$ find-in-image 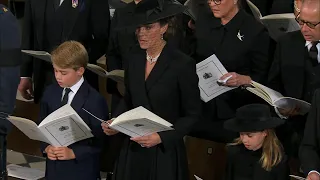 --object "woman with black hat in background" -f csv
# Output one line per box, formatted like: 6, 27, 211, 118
224, 104, 289, 180
101, 0, 201, 180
